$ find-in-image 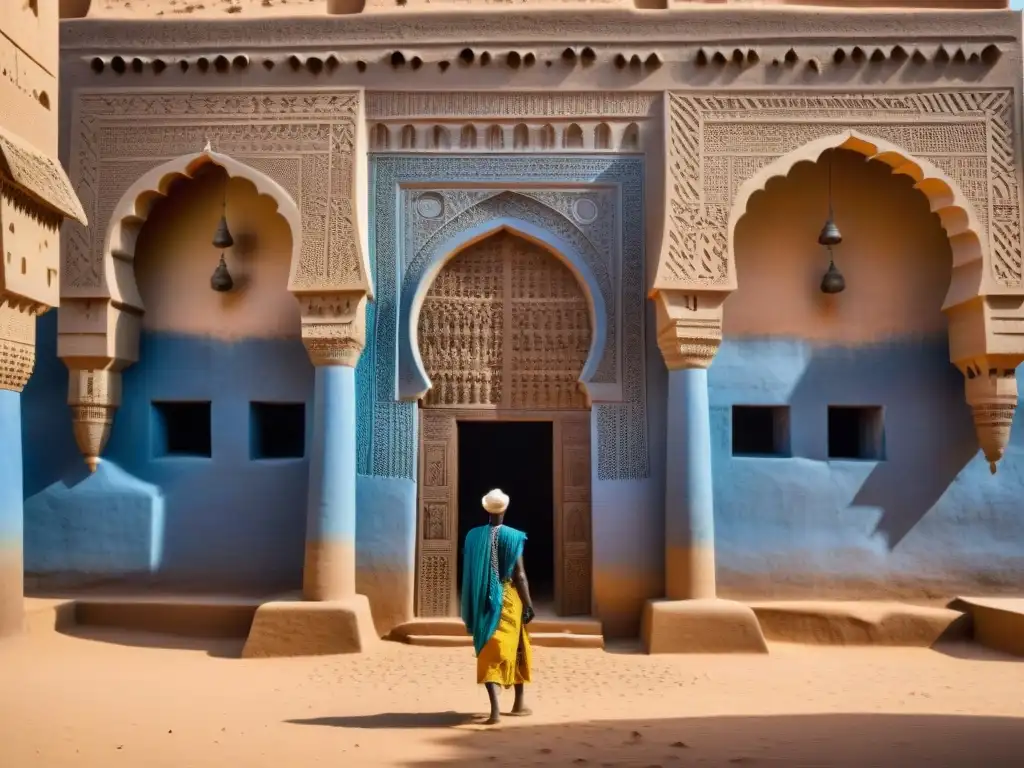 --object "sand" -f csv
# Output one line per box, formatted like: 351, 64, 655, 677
77, 0, 331, 19
2, 629, 1024, 767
